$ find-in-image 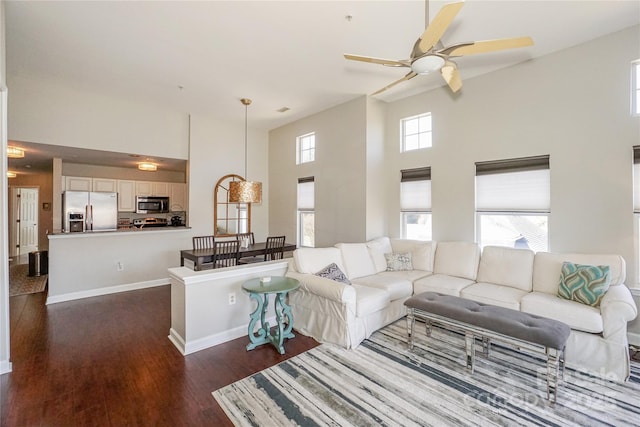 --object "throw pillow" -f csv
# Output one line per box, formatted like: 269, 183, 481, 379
385, 252, 413, 271
557, 262, 611, 307
315, 263, 351, 285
